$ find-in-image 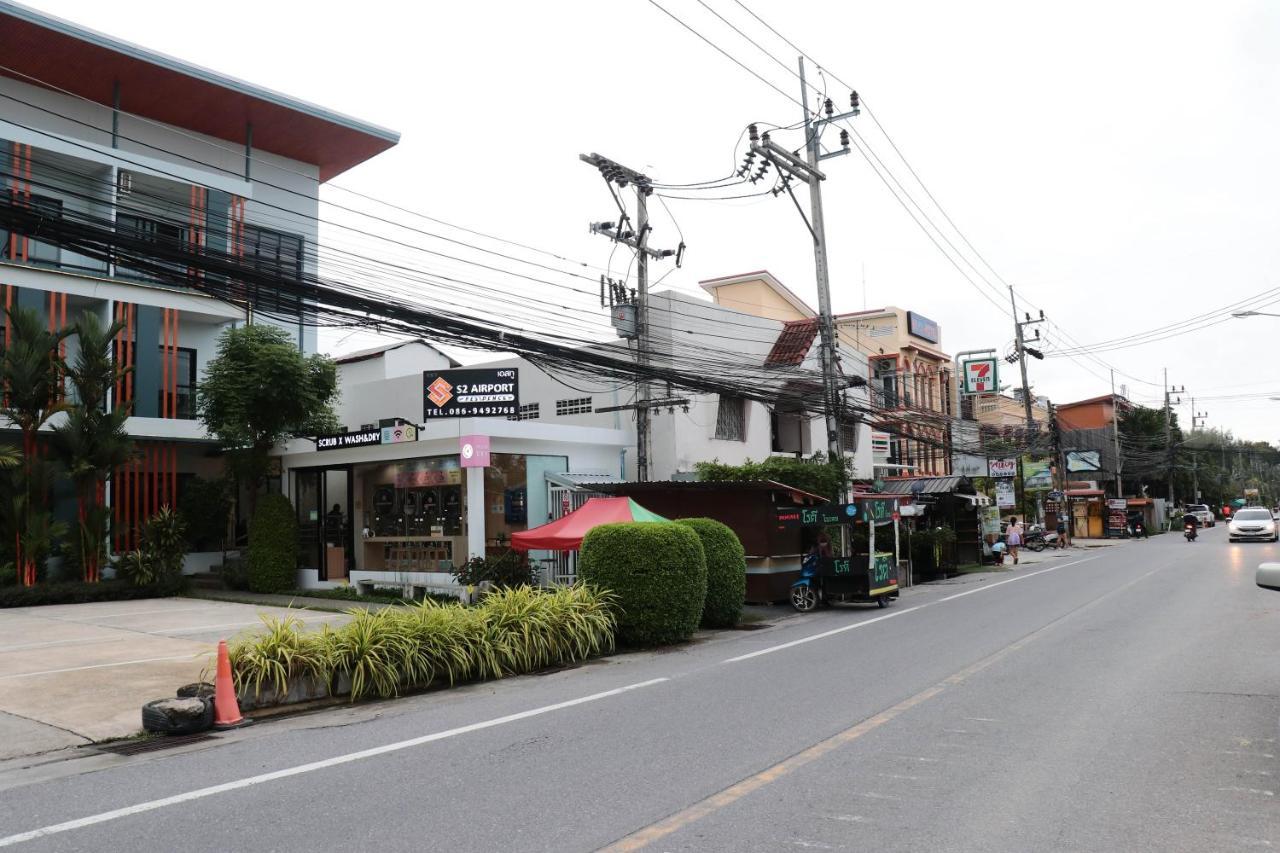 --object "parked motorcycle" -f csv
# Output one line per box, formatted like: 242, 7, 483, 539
1024, 526, 1060, 552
